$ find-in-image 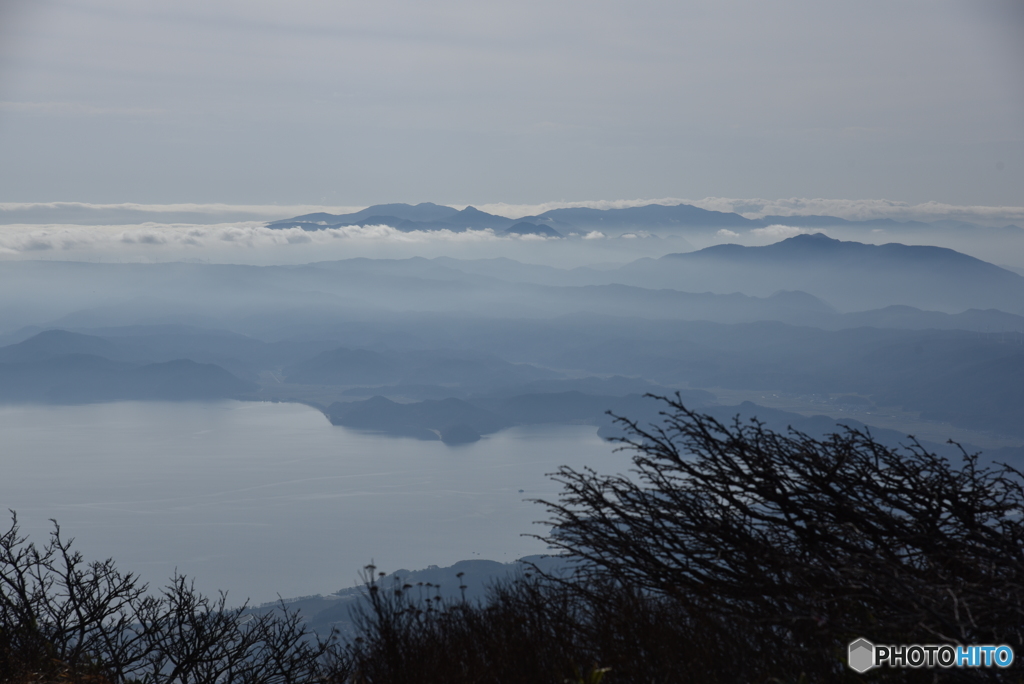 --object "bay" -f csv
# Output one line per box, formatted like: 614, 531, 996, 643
0, 400, 621, 605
